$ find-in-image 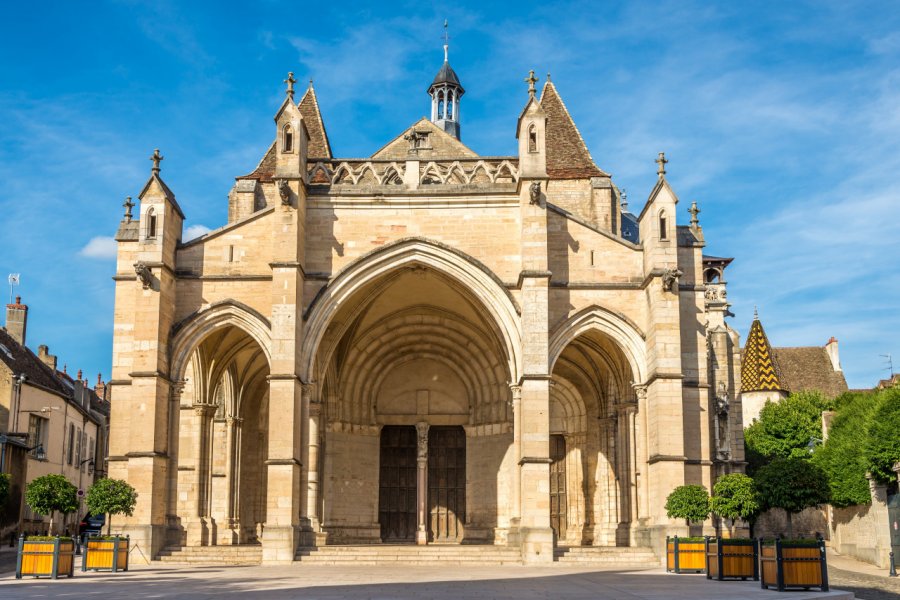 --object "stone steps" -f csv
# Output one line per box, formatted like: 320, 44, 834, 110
553, 546, 659, 568
157, 545, 263, 565
296, 544, 522, 565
